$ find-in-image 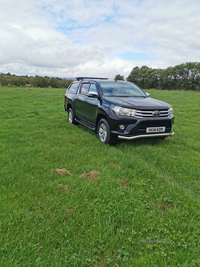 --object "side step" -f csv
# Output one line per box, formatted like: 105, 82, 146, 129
75, 118, 95, 131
